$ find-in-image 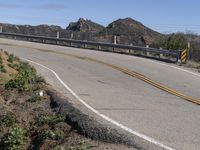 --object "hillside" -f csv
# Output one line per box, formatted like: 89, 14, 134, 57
0, 23, 63, 37
96, 18, 162, 45
0, 18, 163, 46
